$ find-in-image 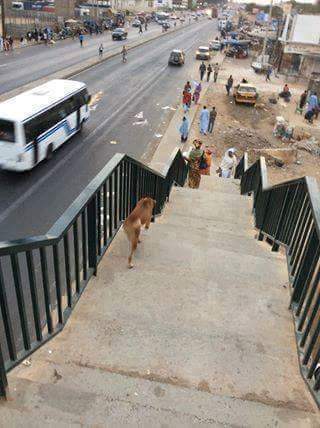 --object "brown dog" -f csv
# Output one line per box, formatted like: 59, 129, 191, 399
123, 197, 156, 268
